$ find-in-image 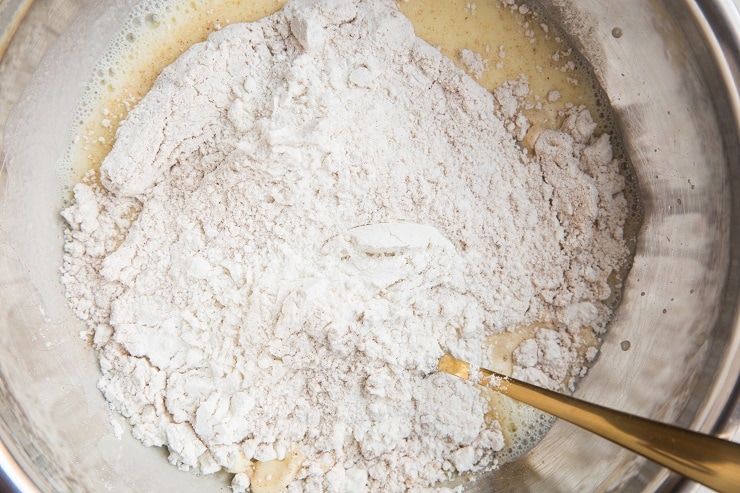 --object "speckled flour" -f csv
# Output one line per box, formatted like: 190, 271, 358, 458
60, 0, 628, 491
